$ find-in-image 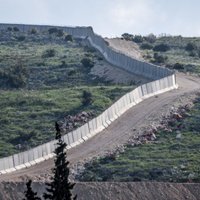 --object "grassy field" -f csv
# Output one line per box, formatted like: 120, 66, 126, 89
0, 30, 106, 89
143, 36, 200, 74
0, 86, 132, 157
0, 27, 135, 157
79, 96, 200, 182
122, 33, 200, 75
